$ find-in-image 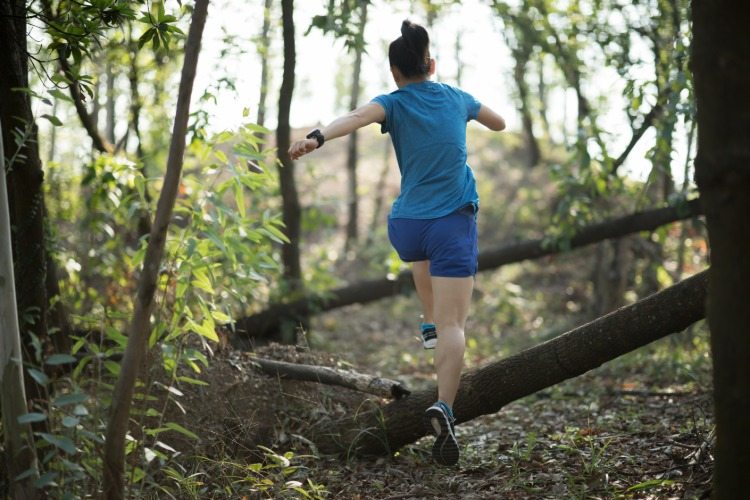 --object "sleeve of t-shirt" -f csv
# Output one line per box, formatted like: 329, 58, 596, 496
459, 89, 481, 121
371, 94, 391, 134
